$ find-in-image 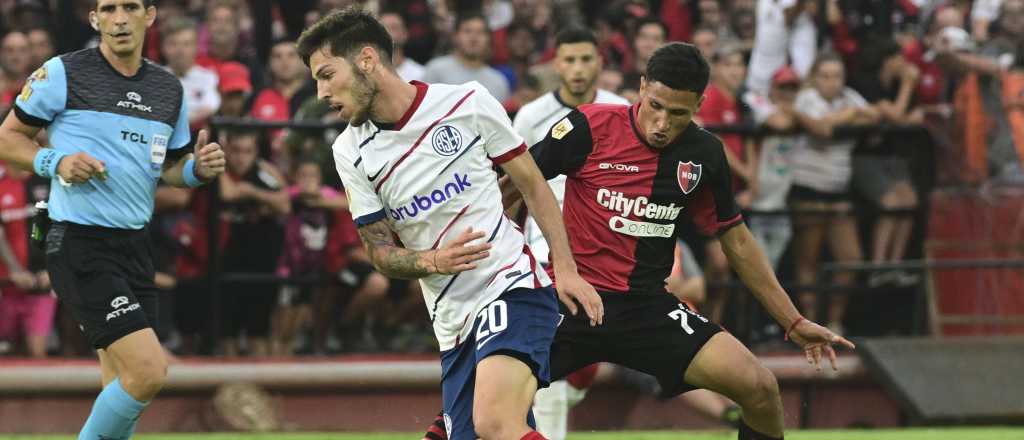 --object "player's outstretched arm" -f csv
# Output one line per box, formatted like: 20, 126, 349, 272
500, 152, 604, 325
719, 223, 855, 370
356, 220, 492, 280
